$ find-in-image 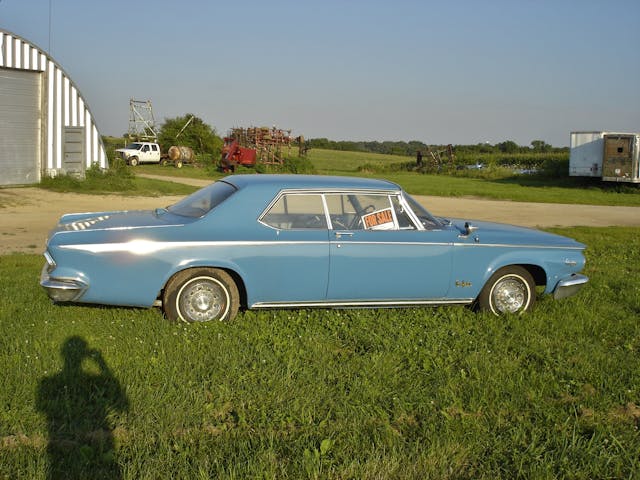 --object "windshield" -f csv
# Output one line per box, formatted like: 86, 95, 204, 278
125, 143, 143, 150
168, 181, 237, 218
404, 193, 442, 229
